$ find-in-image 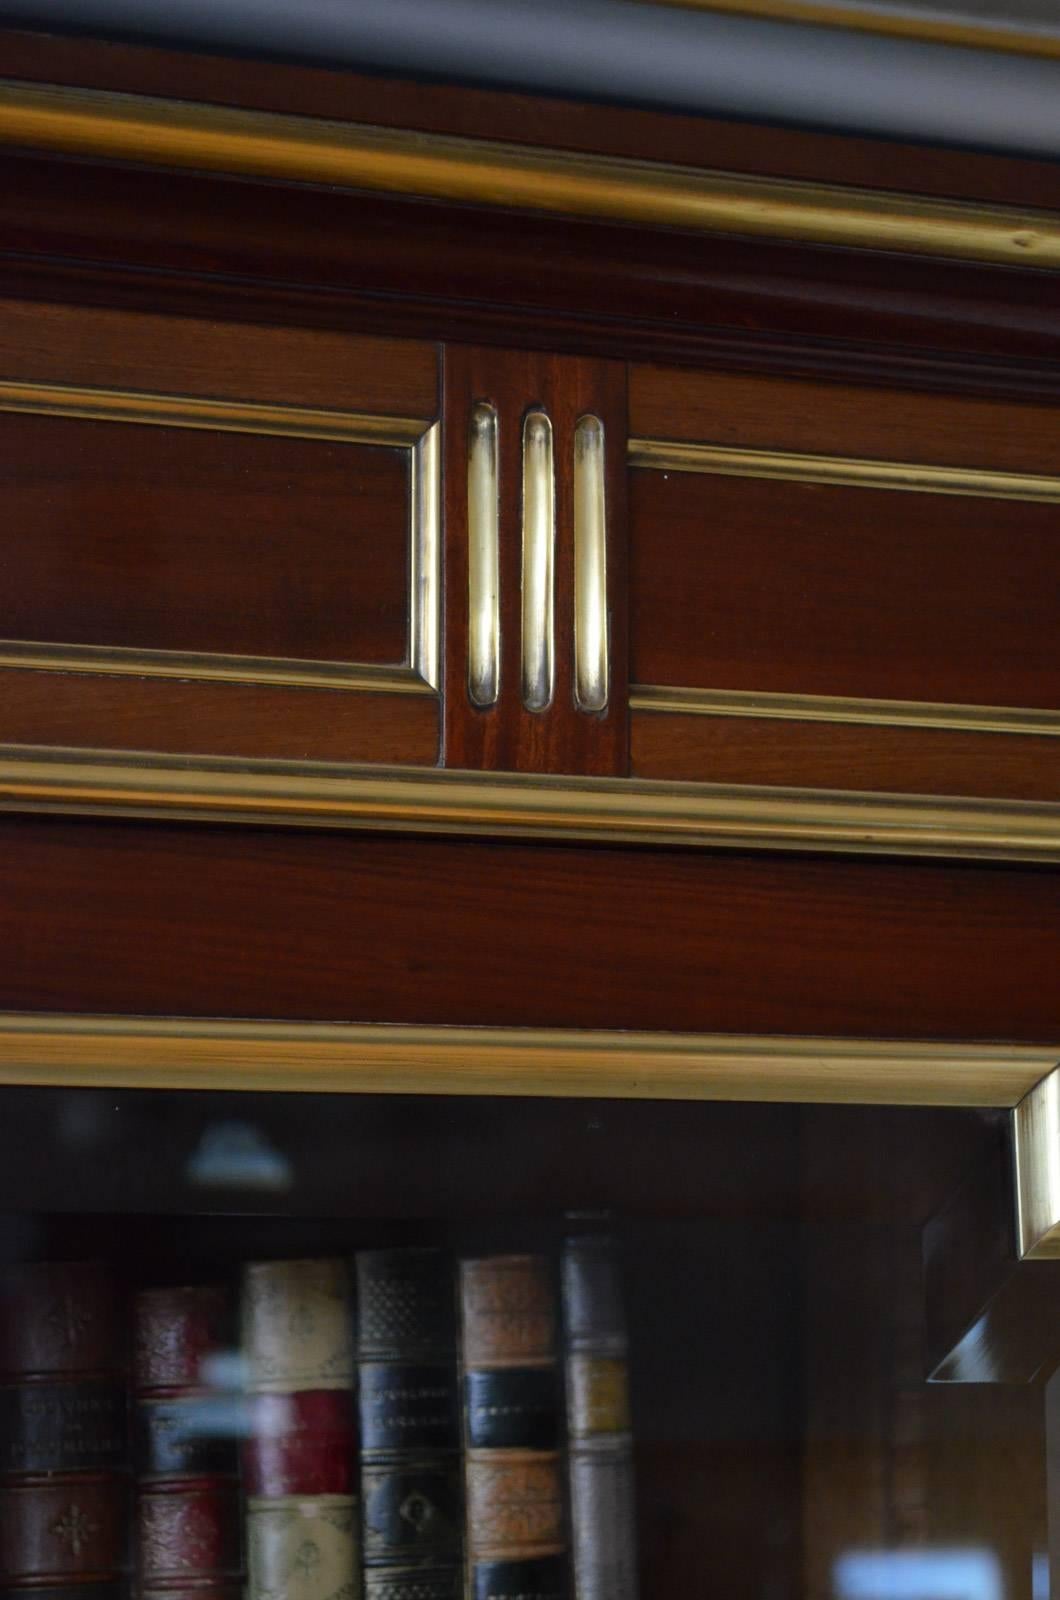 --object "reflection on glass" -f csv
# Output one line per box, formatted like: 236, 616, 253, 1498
835, 1549, 1003, 1600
